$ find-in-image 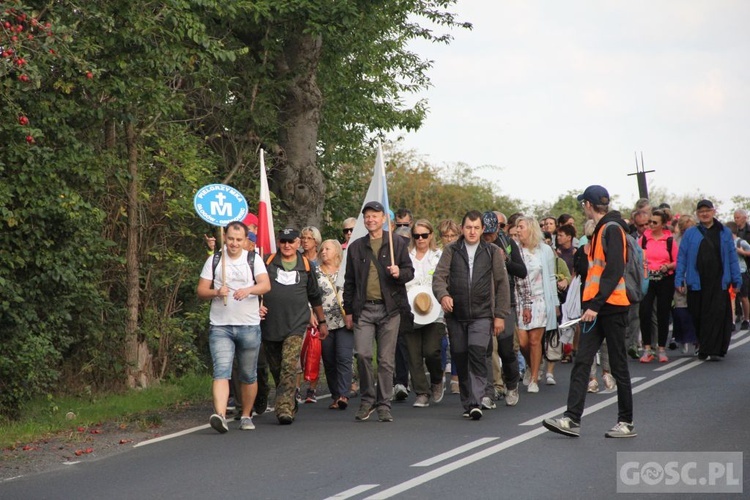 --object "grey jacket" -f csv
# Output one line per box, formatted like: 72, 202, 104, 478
432, 238, 511, 321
